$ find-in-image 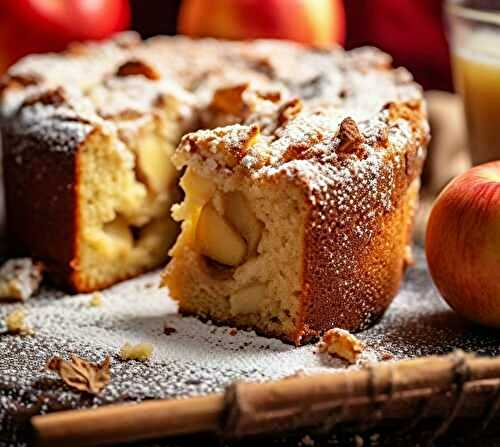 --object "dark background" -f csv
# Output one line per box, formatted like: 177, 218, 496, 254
129, 0, 452, 91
